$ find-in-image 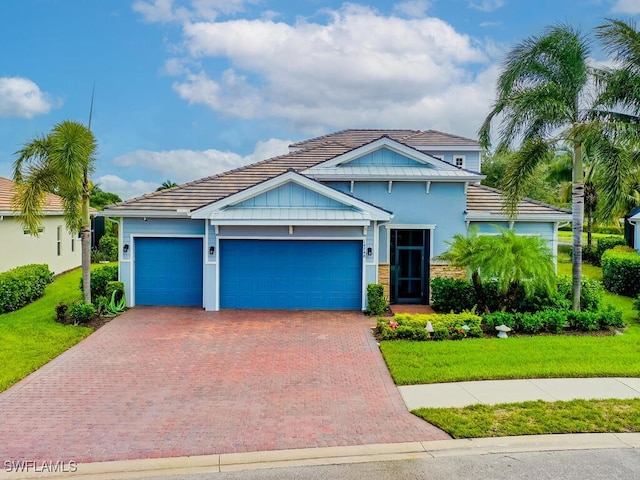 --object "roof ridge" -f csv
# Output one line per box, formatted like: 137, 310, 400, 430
423, 129, 479, 144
